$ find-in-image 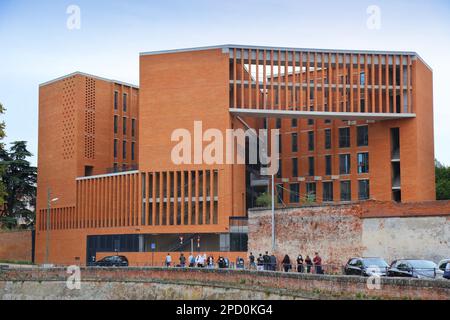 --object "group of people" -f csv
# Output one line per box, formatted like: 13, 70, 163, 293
164, 251, 324, 273
249, 252, 324, 274
165, 253, 244, 269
